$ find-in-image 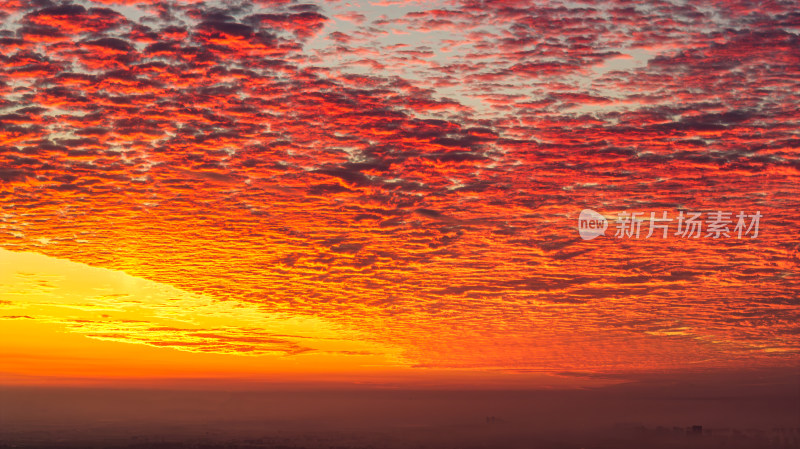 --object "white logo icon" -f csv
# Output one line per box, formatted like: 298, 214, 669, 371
578, 209, 607, 240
